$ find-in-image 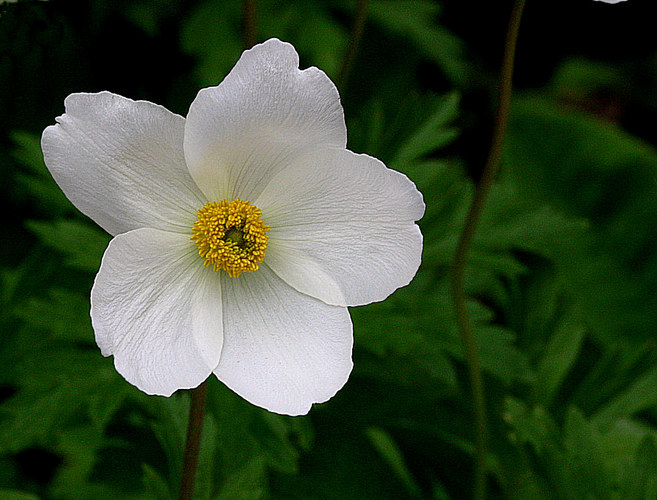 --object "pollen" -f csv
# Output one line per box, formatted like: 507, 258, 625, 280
191, 199, 270, 278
